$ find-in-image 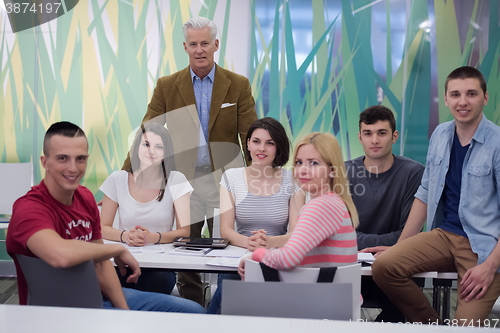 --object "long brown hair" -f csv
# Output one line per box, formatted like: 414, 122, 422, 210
128, 123, 176, 201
